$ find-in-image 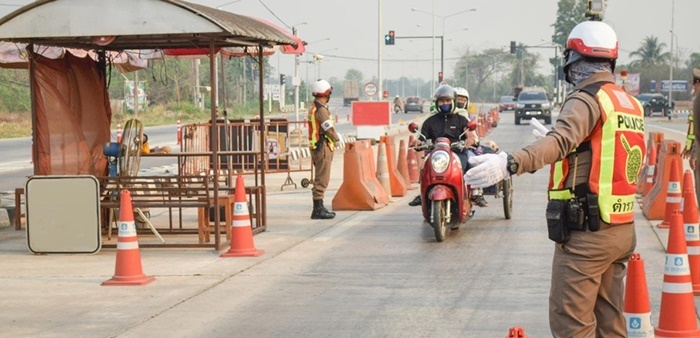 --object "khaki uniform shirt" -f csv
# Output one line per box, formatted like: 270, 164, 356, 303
693, 91, 700, 155
511, 72, 616, 187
